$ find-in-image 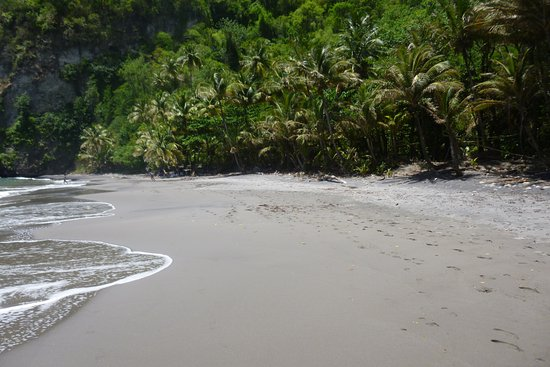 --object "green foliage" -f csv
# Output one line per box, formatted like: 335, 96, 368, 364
155, 32, 175, 51
376, 1, 435, 48
1, 0, 549, 176
4, 94, 82, 173
79, 124, 114, 172
289, 0, 324, 36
